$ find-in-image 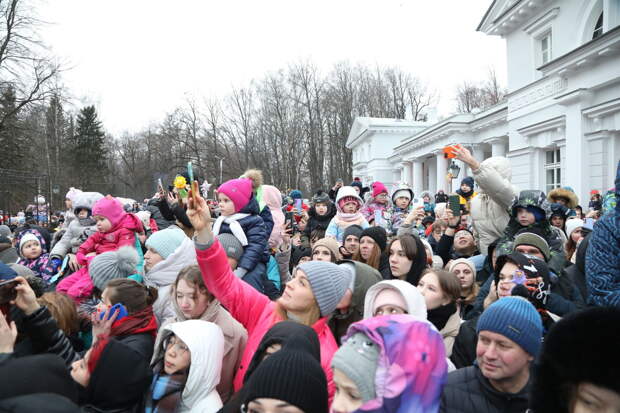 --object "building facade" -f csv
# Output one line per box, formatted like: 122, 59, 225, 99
347, 0, 620, 205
